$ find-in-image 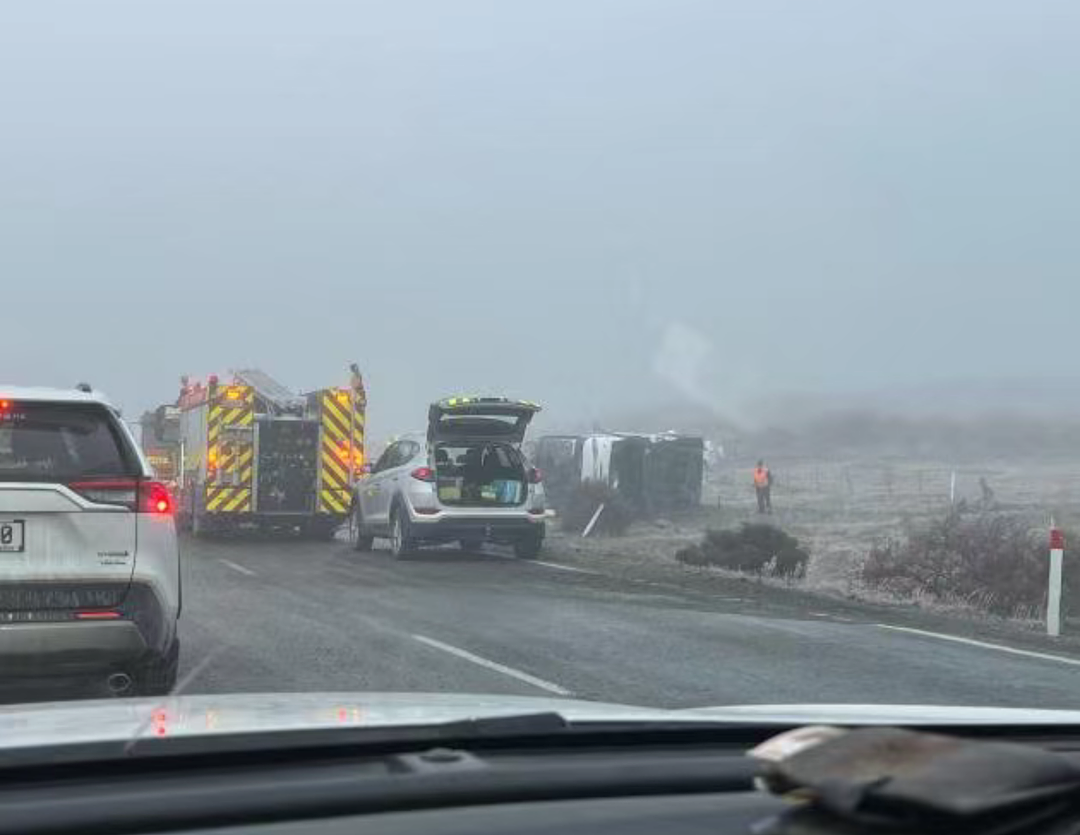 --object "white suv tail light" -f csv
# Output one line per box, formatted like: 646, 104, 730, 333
68, 479, 173, 514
